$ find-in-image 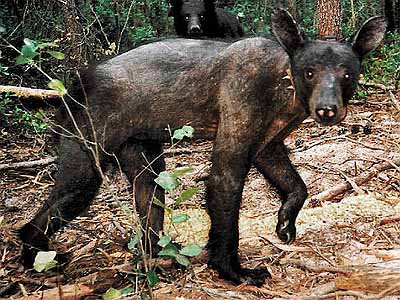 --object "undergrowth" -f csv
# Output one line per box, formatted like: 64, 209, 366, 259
362, 32, 400, 86
0, 93, 48, 134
